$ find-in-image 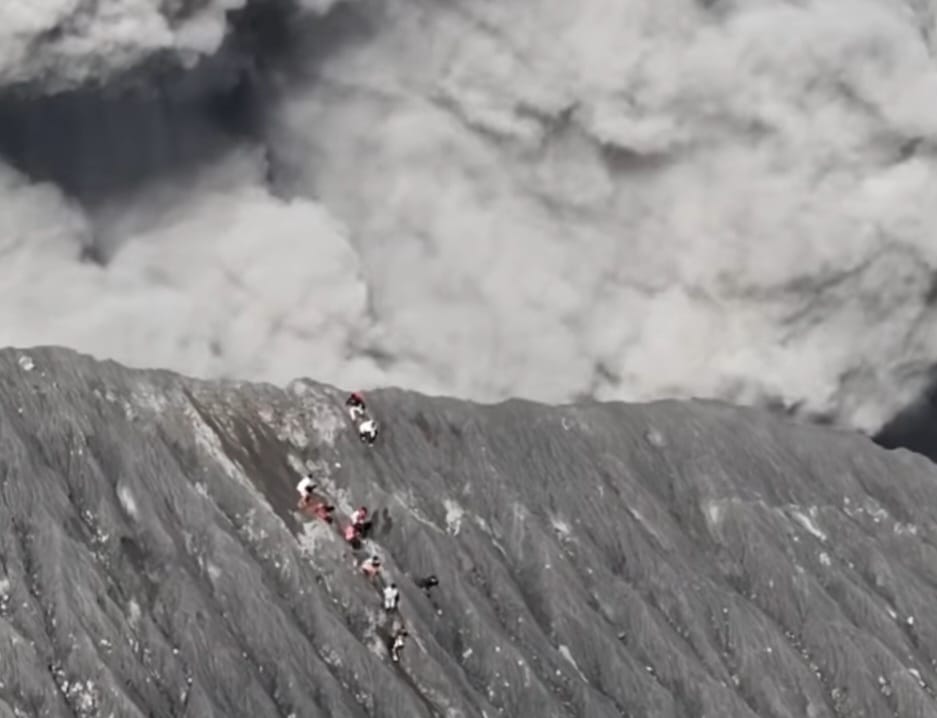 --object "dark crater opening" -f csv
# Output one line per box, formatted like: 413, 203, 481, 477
750, 387, 937, 466
874, 370, 937, 464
